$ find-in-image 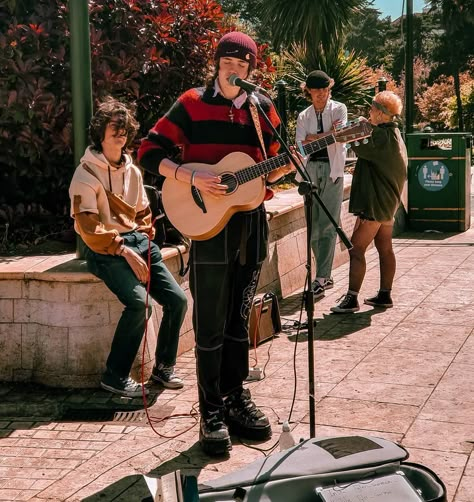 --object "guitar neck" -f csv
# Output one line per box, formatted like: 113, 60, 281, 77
236, 134, 336, 184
